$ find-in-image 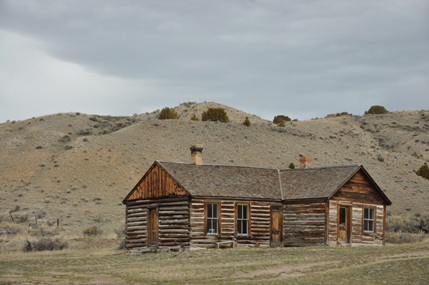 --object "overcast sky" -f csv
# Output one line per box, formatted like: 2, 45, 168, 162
0, 0, 428, 123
